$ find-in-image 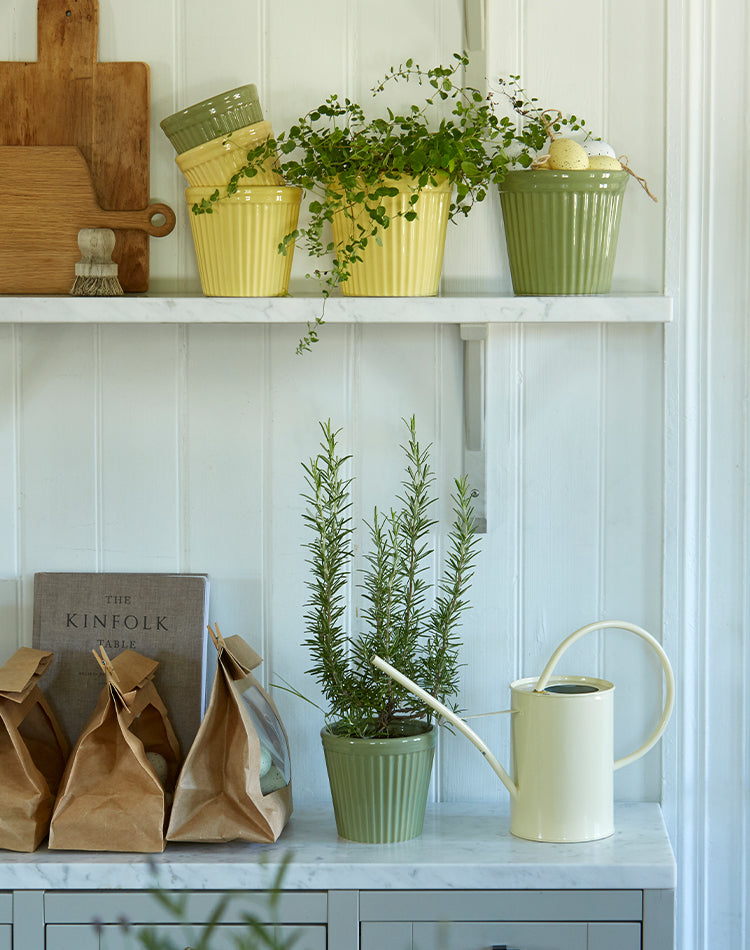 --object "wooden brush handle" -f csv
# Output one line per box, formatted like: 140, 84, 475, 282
96, 203, 177, 237
78, 228, 116, 262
